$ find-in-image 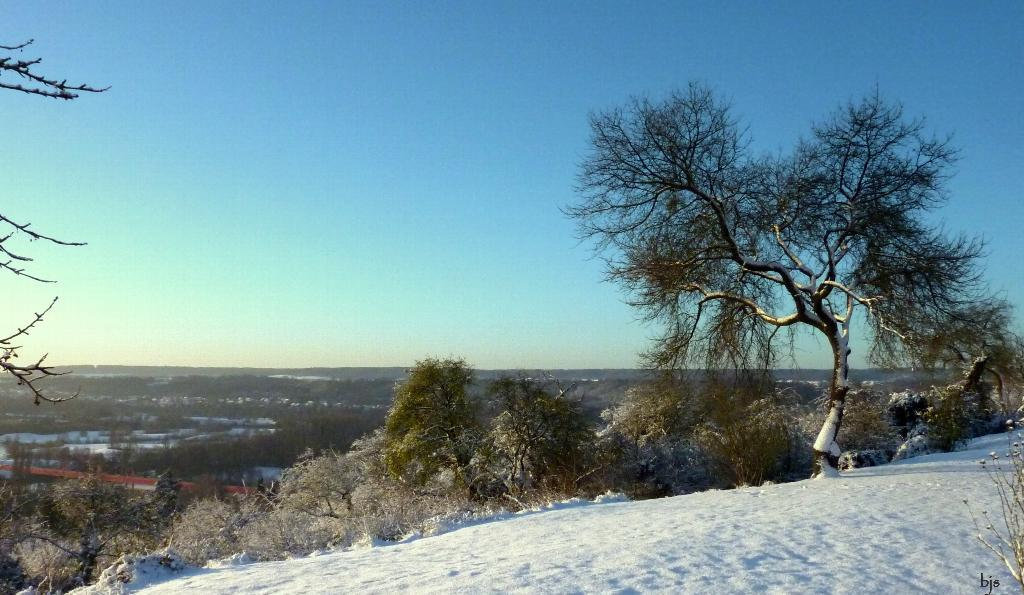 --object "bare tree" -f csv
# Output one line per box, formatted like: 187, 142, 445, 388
567, 83, 985, 476
0, 39, 105, 403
